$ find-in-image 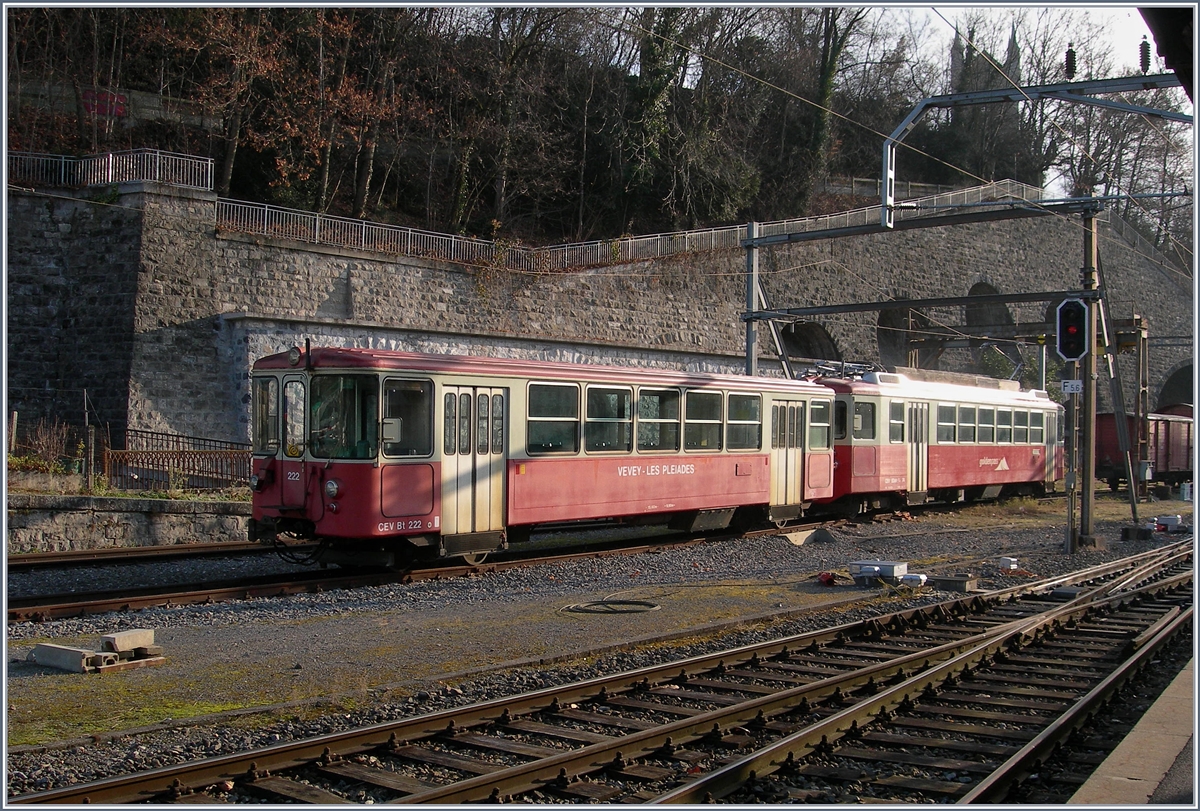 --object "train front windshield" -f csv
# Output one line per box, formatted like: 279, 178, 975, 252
309, 375, 379, 459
